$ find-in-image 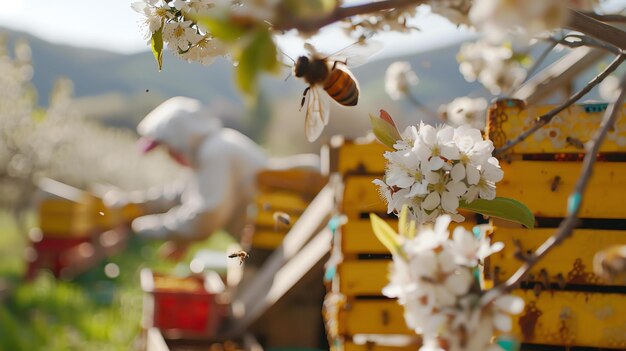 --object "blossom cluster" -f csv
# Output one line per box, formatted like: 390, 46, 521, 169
132, 0, 239, 66
439, 97, 488, 130
382, 214, 524, 351
374, 122, 503, 224
385, 61, 419, 101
